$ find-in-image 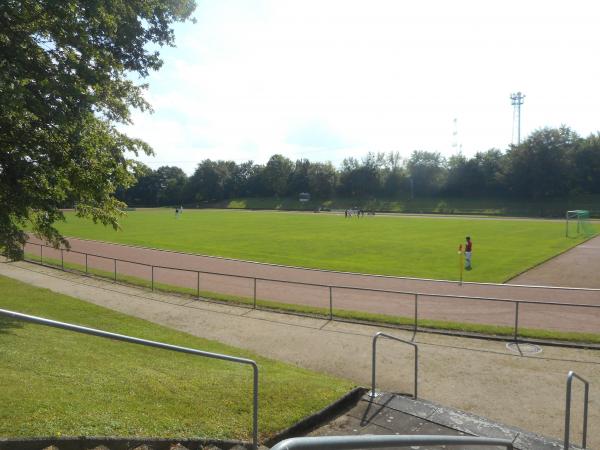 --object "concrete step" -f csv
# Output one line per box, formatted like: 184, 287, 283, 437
307, 392, 581, 450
